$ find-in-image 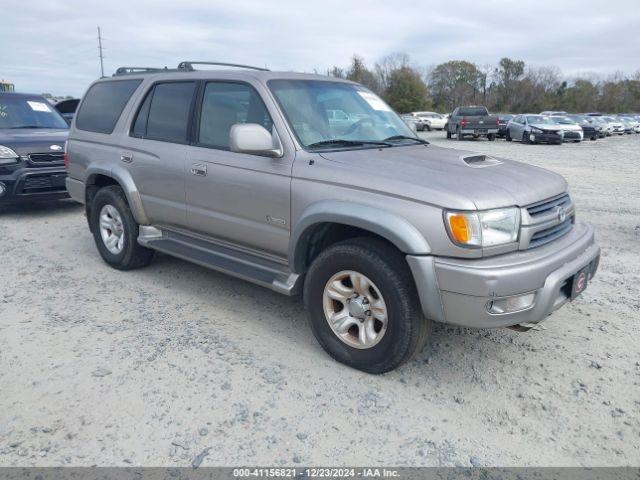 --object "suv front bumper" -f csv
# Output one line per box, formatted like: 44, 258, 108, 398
407, 221, 600, 328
